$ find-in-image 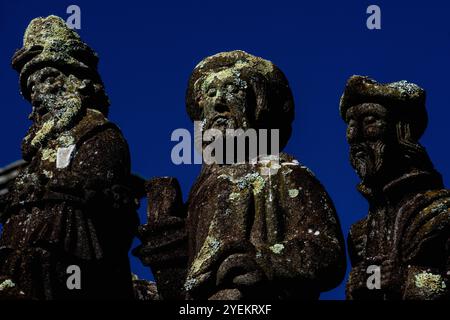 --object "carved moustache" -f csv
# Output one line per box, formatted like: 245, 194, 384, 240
350, 141, 386, 178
